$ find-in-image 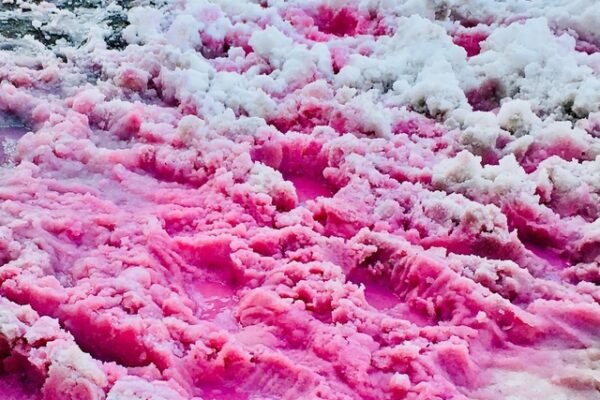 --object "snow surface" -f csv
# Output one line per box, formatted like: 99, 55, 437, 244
0, 0, 599, 399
